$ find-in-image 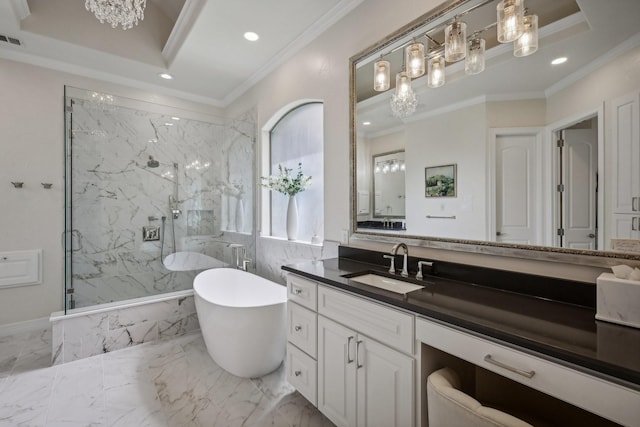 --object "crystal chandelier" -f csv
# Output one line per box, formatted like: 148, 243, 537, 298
85, 0, 147, 30
390, 71, 418, 118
